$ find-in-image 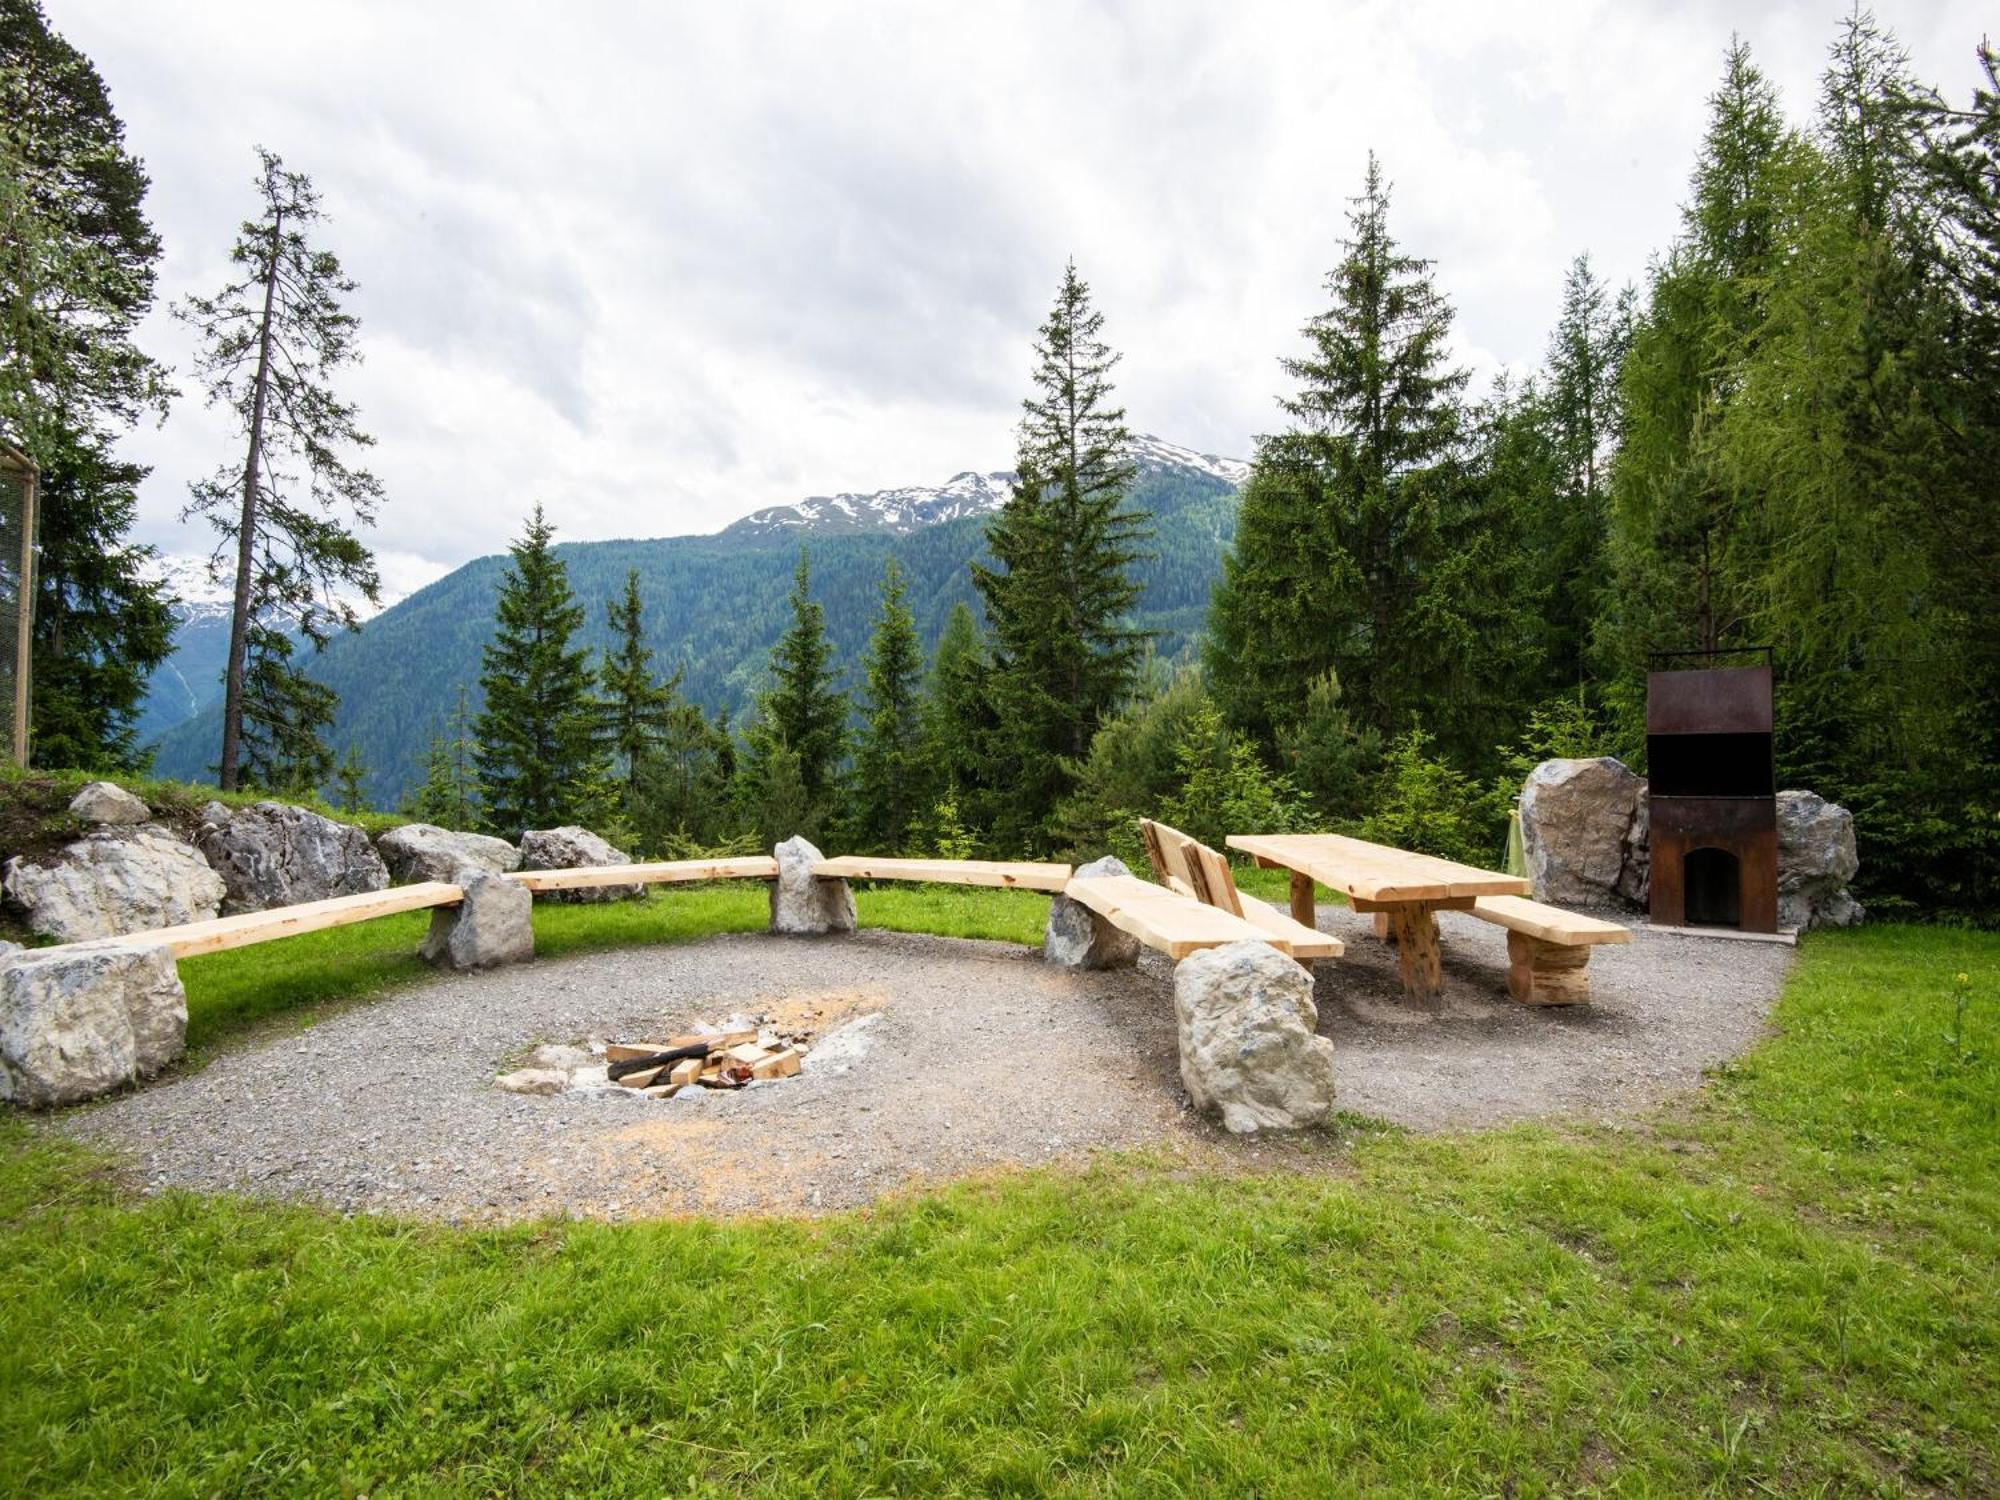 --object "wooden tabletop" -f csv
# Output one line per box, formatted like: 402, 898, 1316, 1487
1225, 833, 1529, 904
